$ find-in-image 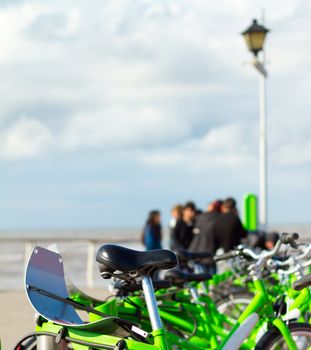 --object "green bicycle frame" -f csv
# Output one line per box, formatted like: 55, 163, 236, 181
218, 279, 299, 350
36, 322, 167, 350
